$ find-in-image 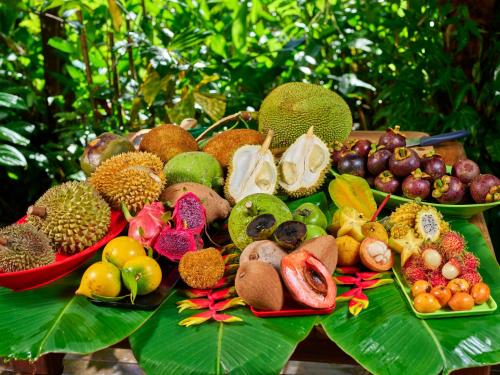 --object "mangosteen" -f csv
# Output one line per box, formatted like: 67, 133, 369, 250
273, 221, 307, 251
452, 159, 480, 185
389, 147, 420, 177
246, 214, 277, 240
367, 145, 392, 176
331, 141, 349, 167
402, 169, 432, 200
469, 174, 500, 203
365, 174, 375, 188
374, 170, 400, 194
378, 125, 406, 151
351, 139, 372, 158
337, 152, 366, 177
432, 175, 465, 204
421, 151, 446, 180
